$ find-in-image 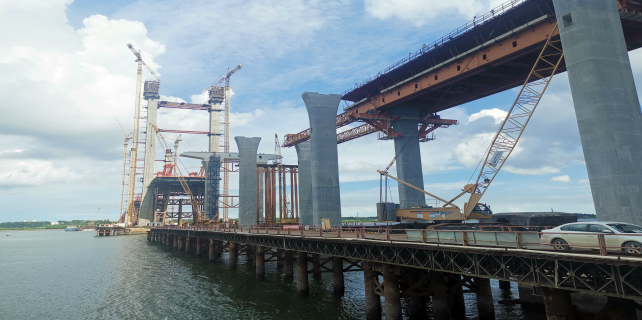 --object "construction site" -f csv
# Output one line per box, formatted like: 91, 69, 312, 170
122, 0, 642, 319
